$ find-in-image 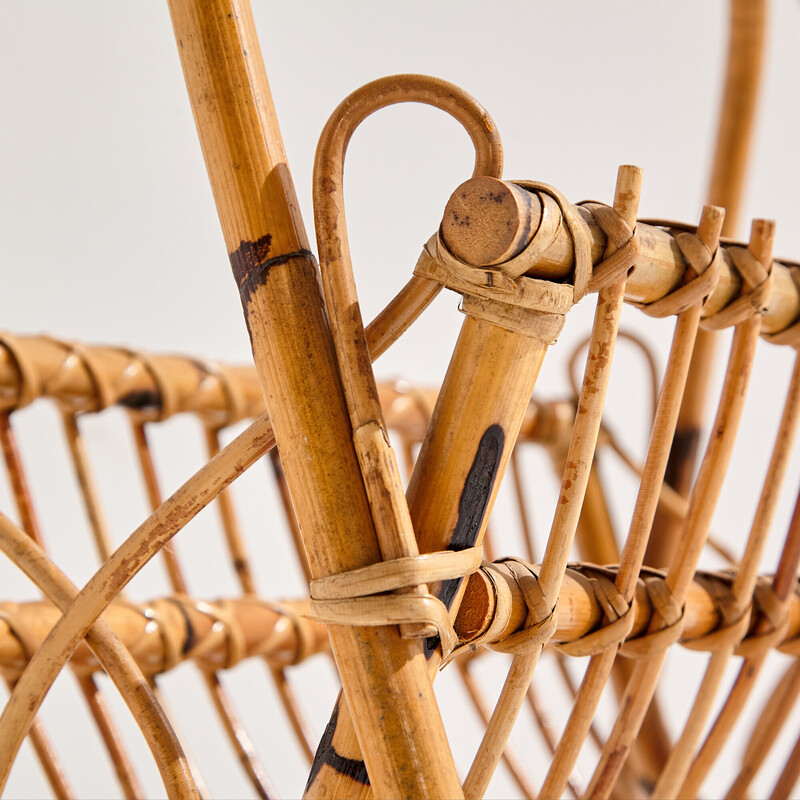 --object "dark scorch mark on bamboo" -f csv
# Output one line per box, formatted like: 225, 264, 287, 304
164, 597, 196, 655
425, 423, 505, 656
119, 390, 161, 412
664, 426, 701, 492
229, 234, 315, 307
305, 699, 370, 791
